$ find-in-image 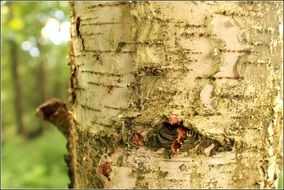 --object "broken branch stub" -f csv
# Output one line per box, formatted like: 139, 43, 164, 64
35, 98, 74, 137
